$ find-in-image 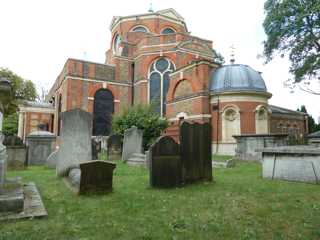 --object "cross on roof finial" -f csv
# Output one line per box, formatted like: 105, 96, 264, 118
148, 2, 154, 12
230, 44, 236, 64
